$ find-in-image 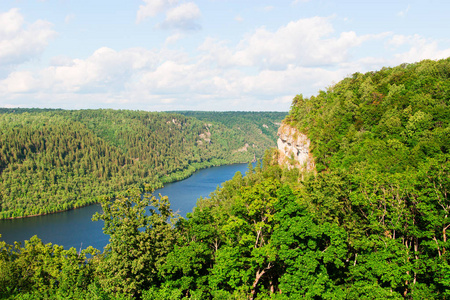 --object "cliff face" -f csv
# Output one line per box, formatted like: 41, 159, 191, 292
277, 123, 314, 171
